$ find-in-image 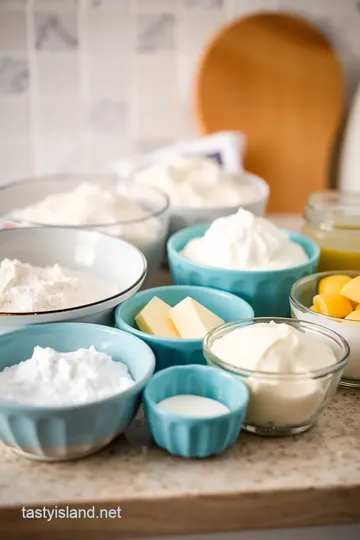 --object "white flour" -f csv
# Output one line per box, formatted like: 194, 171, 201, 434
10, 182, 159, 241
0, 258, 113, 313
0, 346, 134, 406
